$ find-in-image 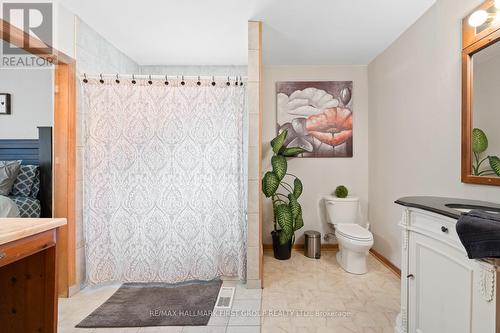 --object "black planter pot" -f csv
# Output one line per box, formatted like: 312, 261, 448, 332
271, 230, 292, 260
